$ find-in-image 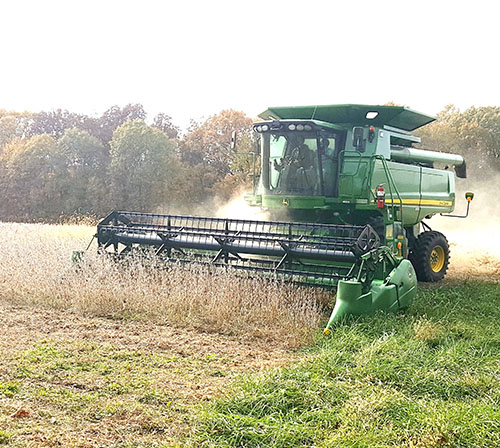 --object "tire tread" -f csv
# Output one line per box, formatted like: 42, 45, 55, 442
409, 231, 449, 282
